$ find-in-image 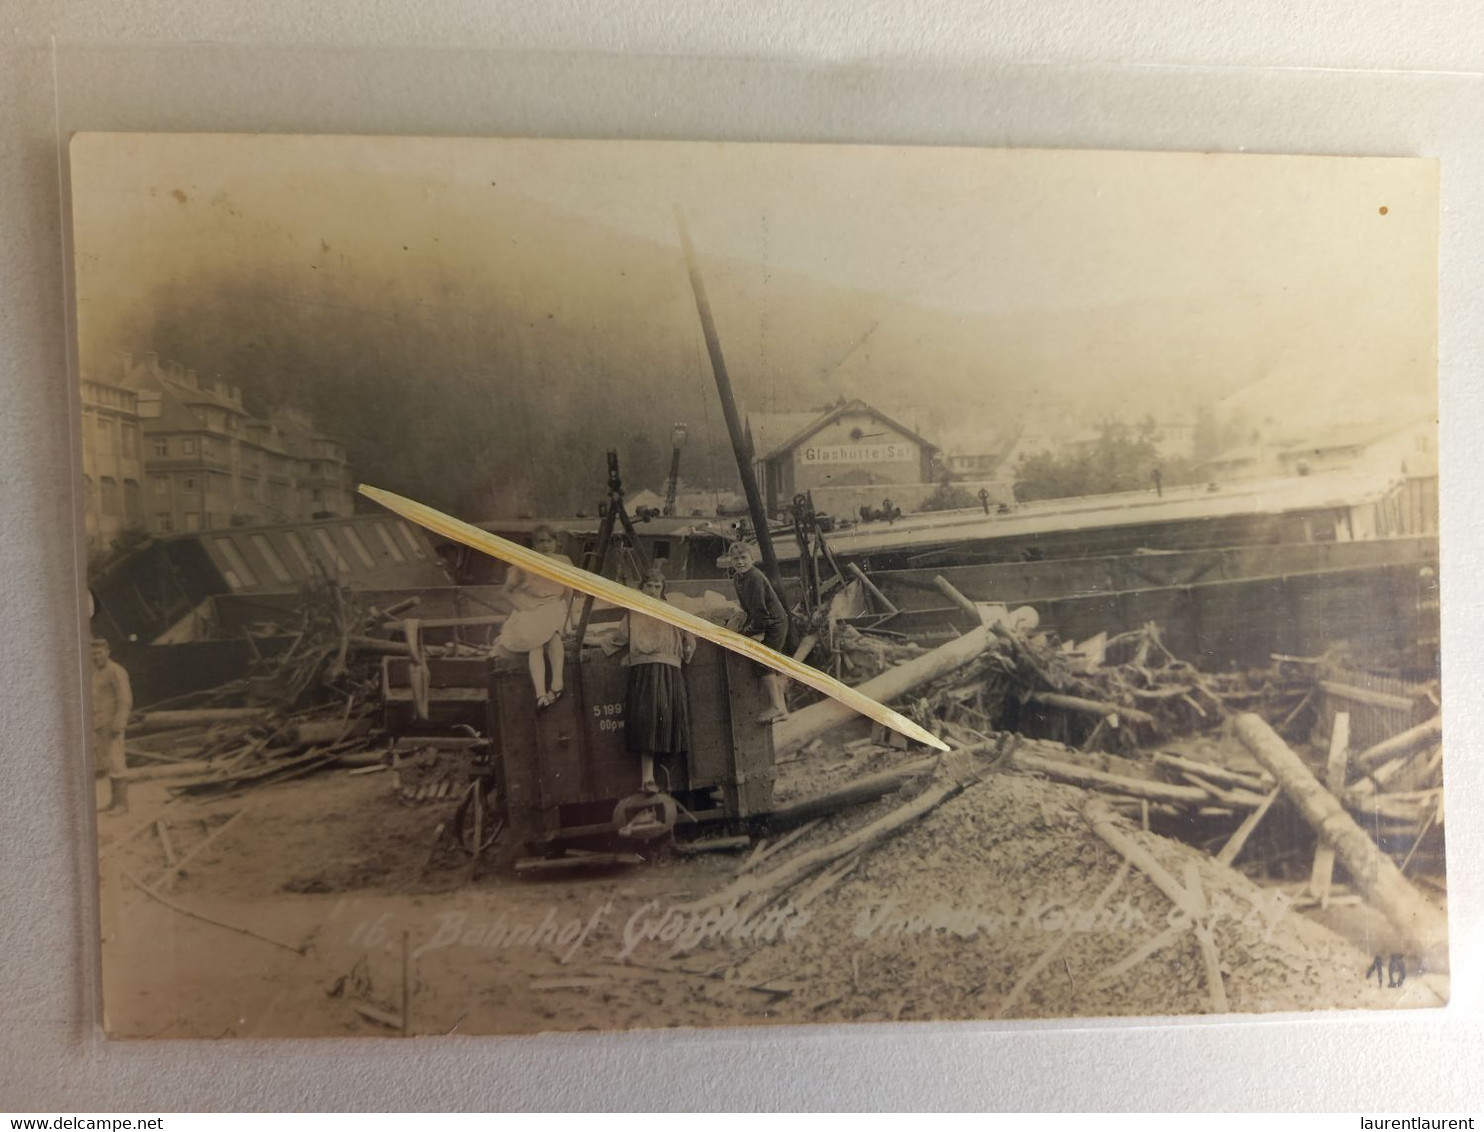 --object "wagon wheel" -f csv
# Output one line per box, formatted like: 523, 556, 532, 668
453, 778, 504, 856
